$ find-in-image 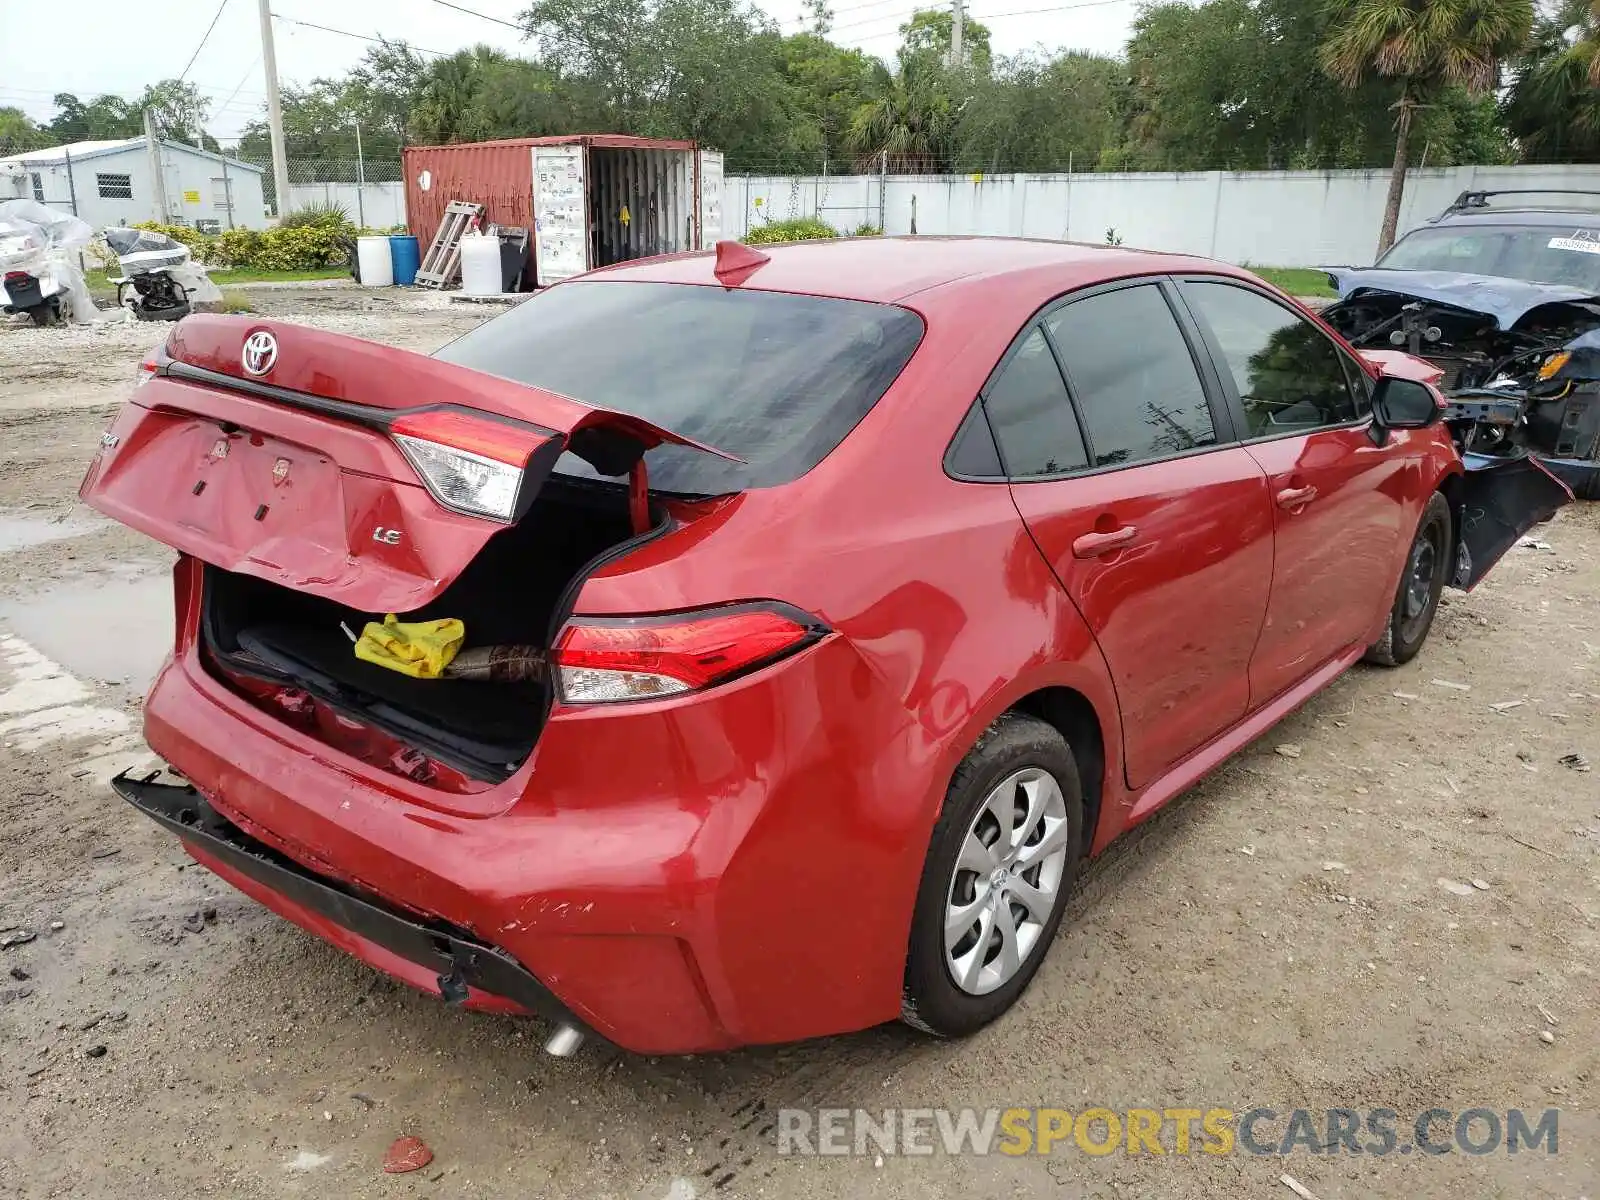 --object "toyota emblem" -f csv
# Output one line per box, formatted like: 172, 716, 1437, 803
242, 330, 278, 376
